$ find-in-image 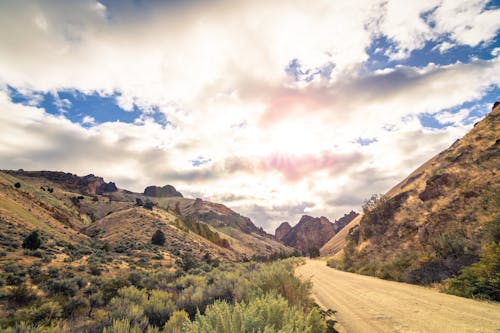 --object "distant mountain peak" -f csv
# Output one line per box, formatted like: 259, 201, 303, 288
275, 222, 292, 241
